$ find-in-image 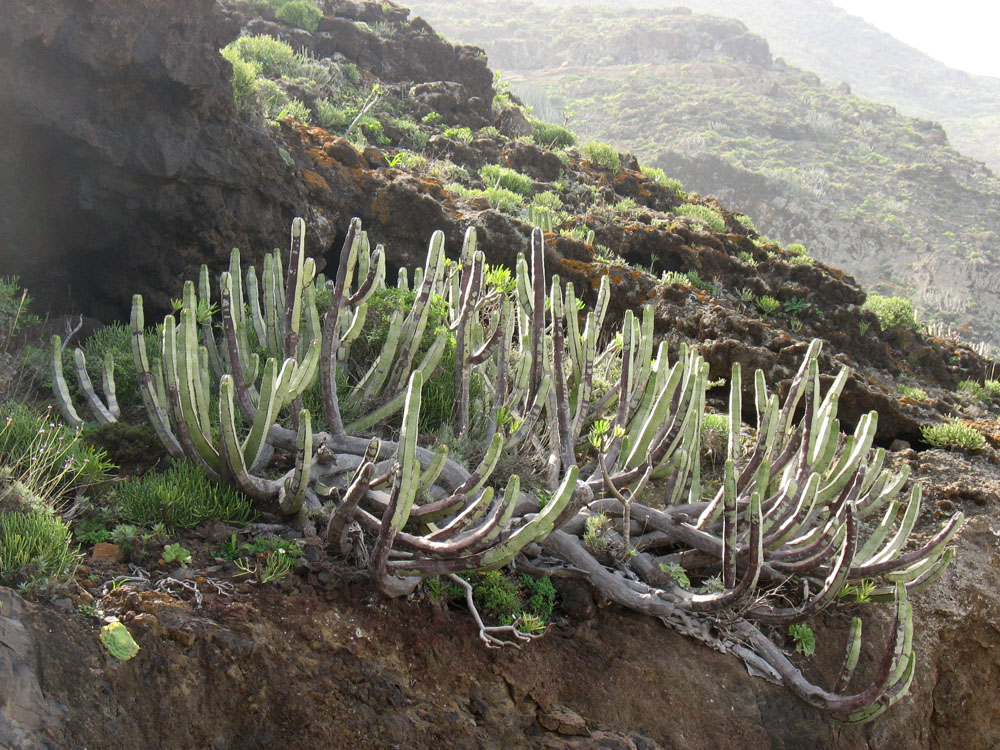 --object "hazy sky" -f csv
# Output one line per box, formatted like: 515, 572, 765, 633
834, 0, 1000, 77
